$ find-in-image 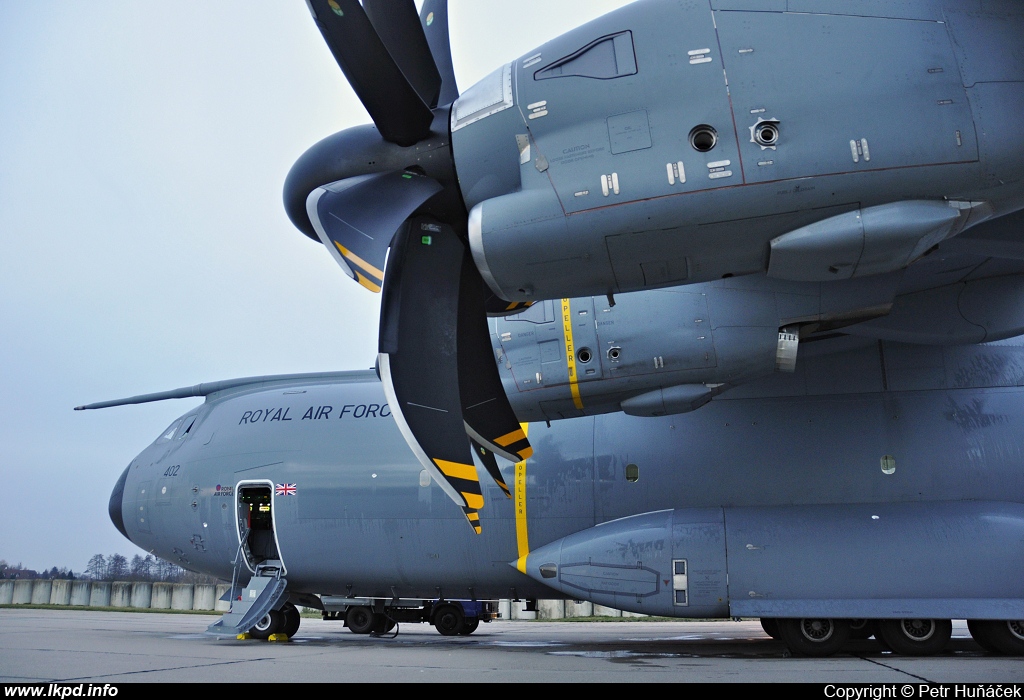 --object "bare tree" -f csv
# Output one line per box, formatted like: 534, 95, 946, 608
107, 554, 128, 580
85, 554, 107, 580
130, 554, 151, 580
